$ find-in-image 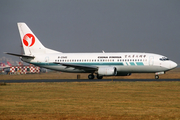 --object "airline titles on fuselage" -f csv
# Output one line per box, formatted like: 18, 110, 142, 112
57, 54, 146, 59
55, 54, 148, 63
